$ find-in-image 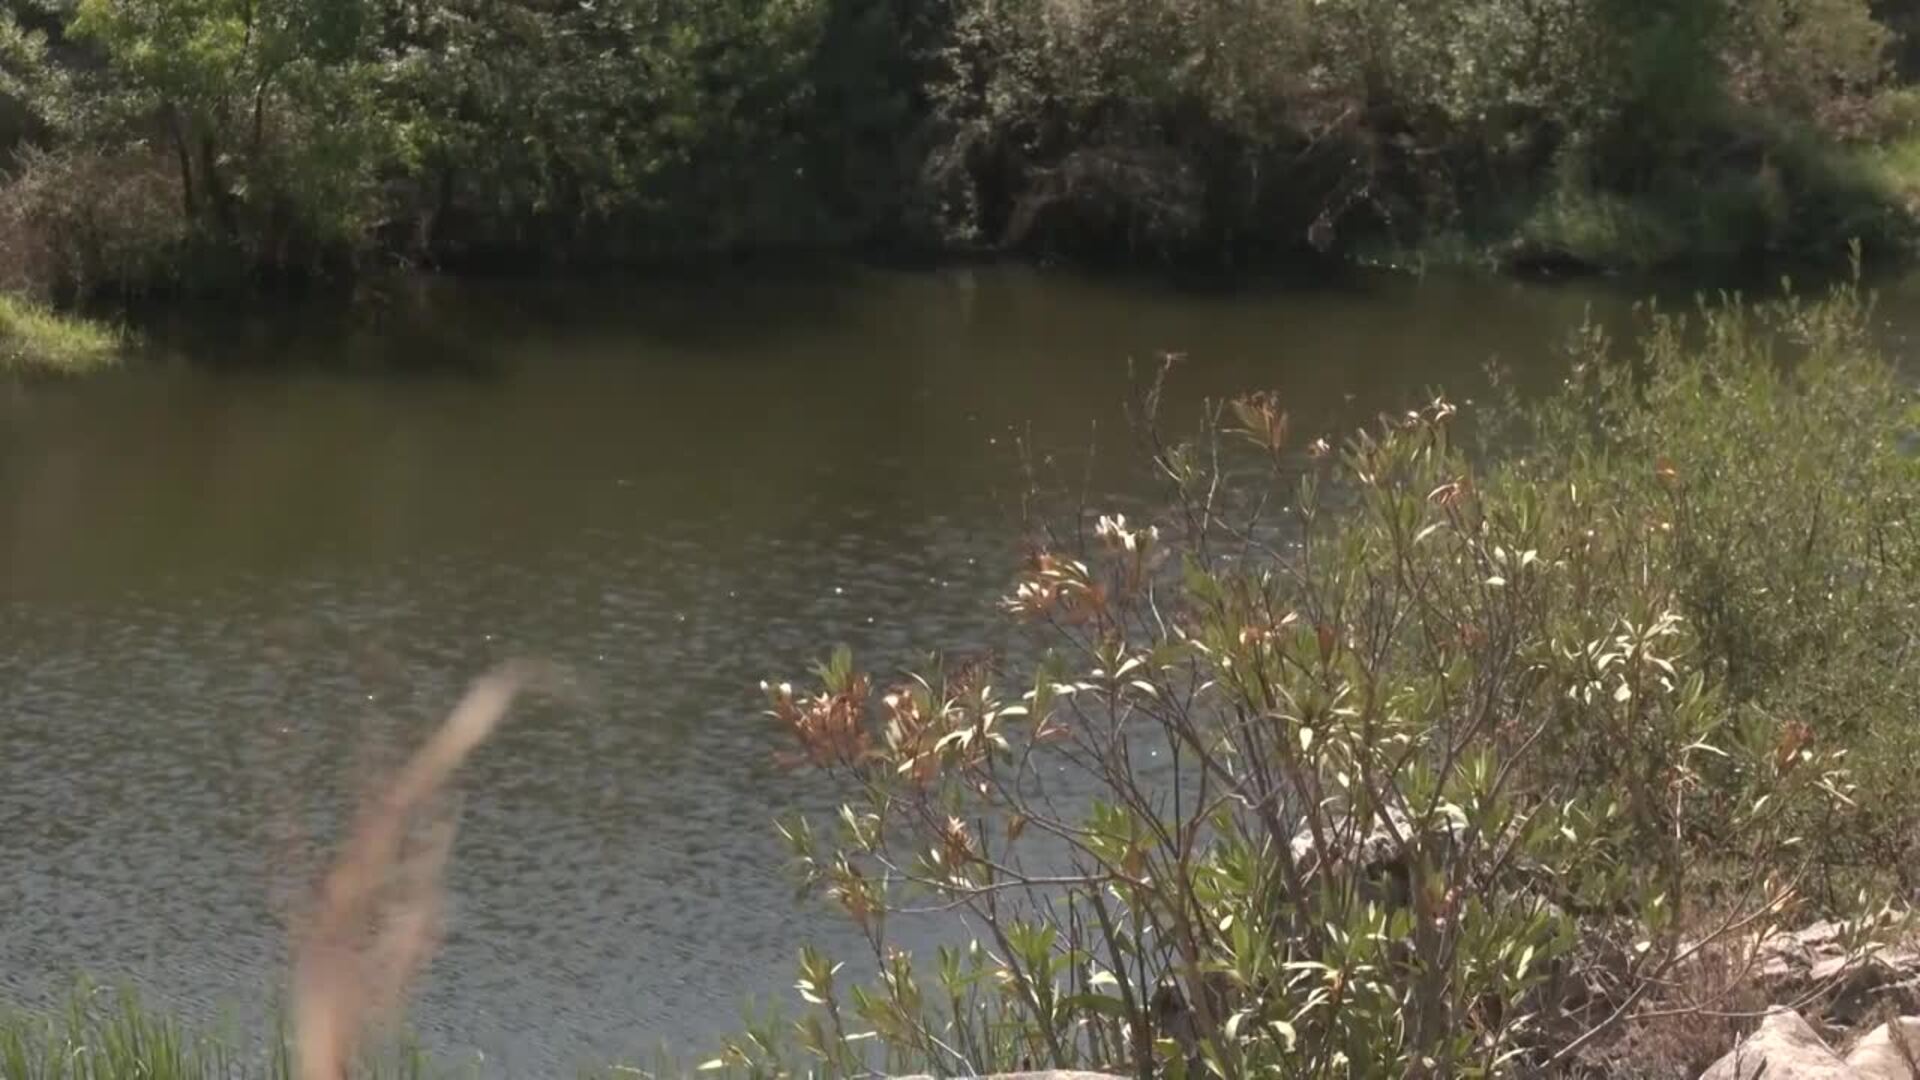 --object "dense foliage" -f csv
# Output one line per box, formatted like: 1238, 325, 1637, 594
0, 0, 852, 291
736, 273, 1920, 1076
2, 0, 1920, 289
